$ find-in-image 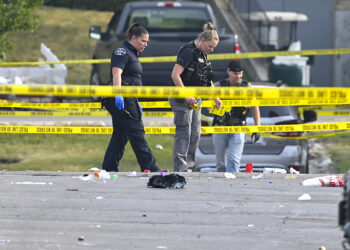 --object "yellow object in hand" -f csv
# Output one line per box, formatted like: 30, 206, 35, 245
189, 104, 200, 110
